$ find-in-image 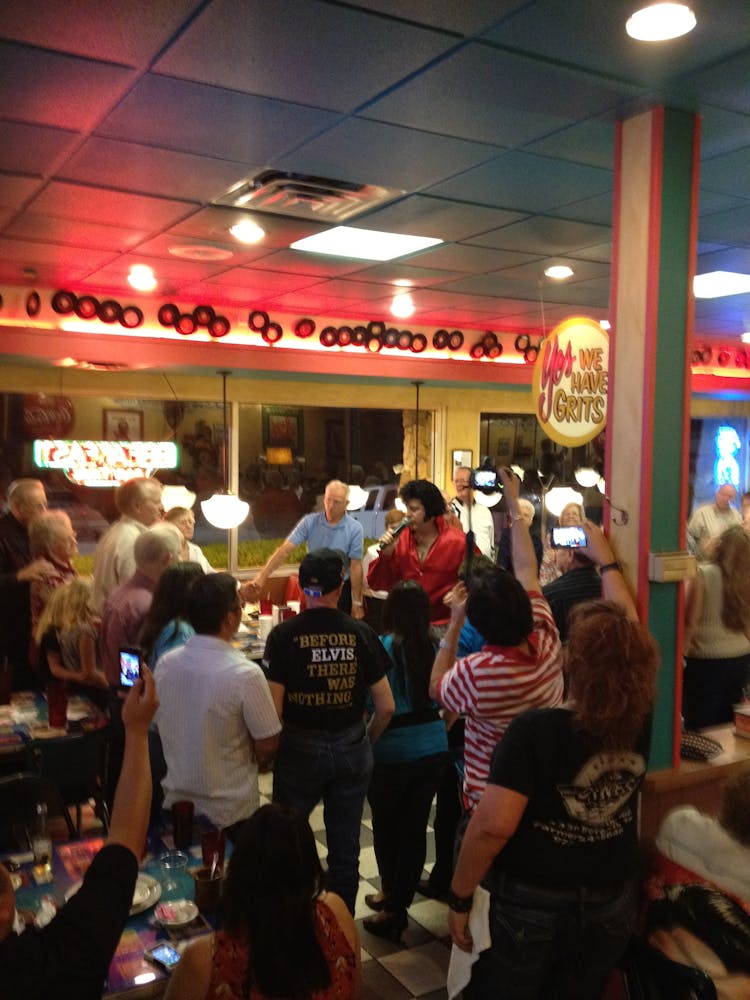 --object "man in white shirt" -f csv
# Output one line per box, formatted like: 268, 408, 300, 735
156, 573, 280, 839
92, 477, 165, 612
687, 484, 742, 559
451, 467, 495, 559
